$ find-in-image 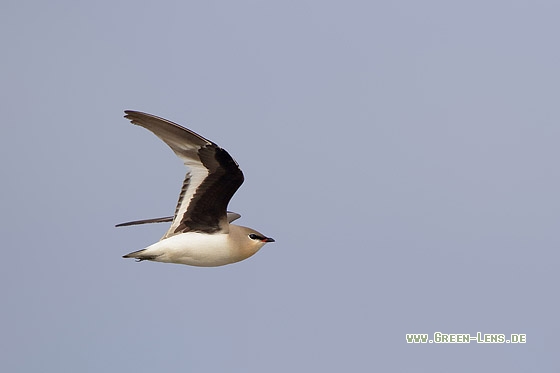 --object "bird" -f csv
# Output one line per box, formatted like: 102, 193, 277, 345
116, 110, 275, 267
